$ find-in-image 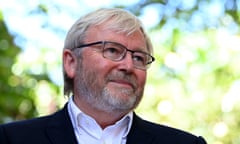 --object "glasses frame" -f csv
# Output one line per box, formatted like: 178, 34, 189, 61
72, 41, 155, 70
